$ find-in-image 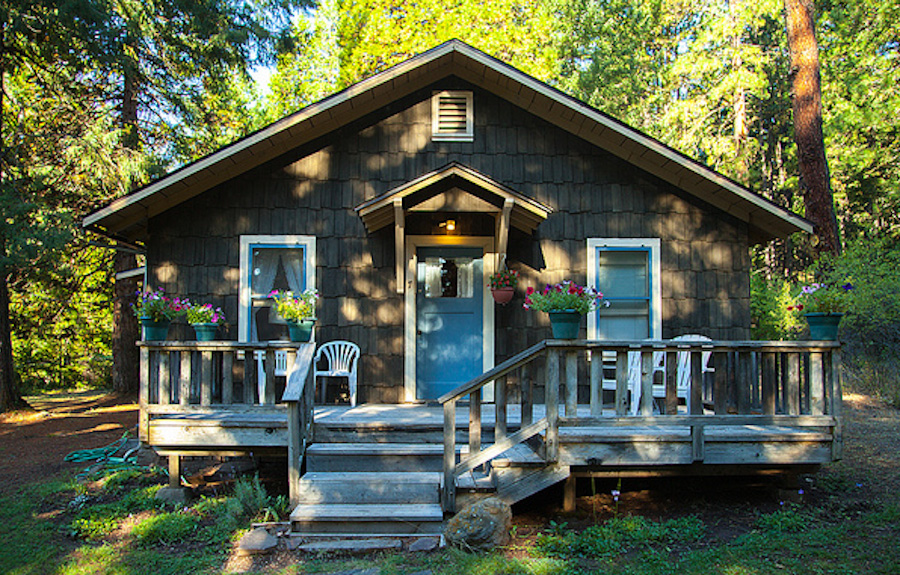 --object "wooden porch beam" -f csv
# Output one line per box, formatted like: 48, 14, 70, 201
394, 199, 405, 294
496, 198, 513, 269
